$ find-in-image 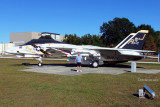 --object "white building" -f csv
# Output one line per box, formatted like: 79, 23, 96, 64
41, 32, 64, 42
0, 43, 15, 55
